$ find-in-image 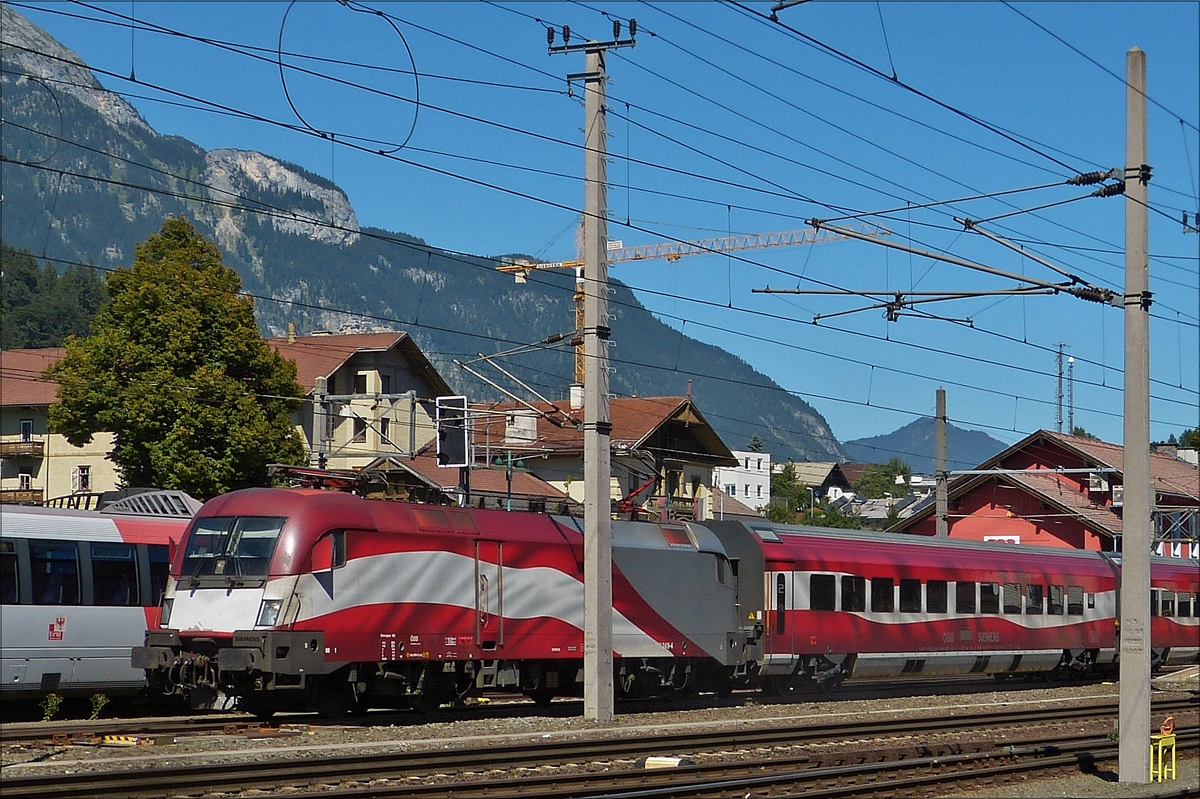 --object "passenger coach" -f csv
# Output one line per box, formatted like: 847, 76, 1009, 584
2, 493, 196, 702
